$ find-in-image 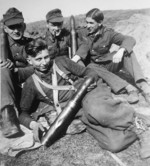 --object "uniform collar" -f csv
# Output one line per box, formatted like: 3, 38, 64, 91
87, 25, 104, 38
34, 62, 53, 80
8, 35, 26, 47
98, 25, 104, 36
